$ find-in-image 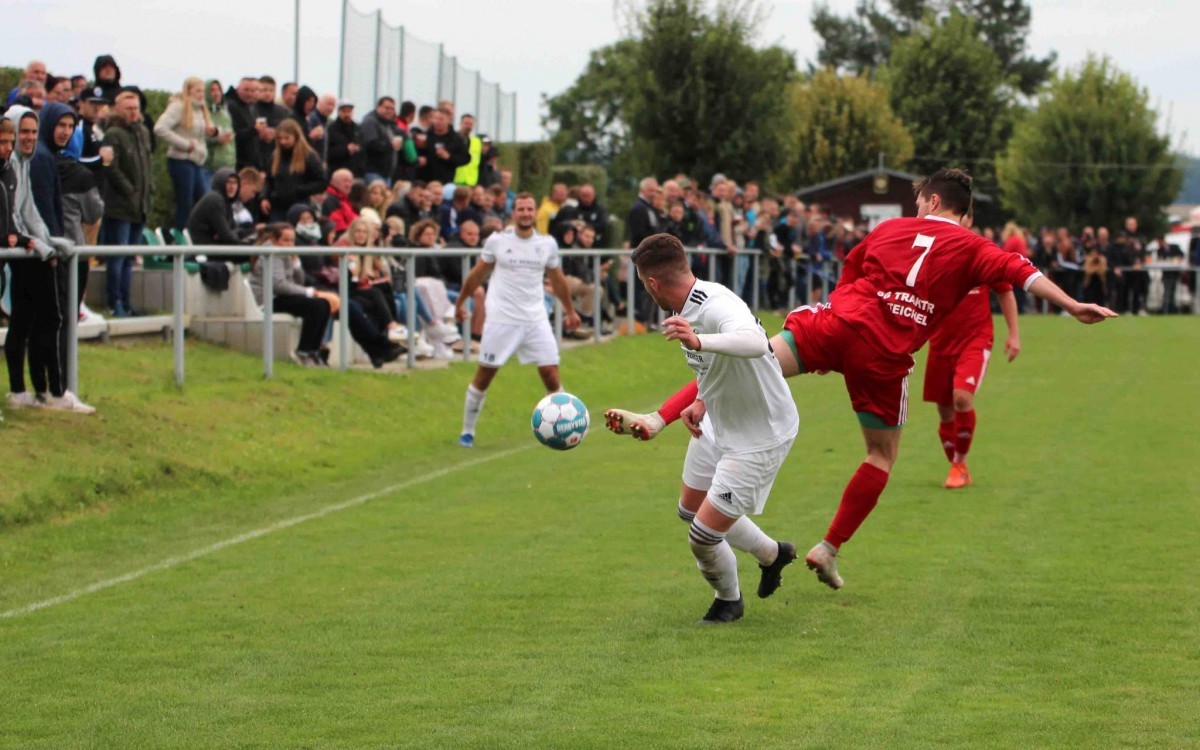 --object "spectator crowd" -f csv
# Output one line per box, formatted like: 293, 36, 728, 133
1, 54, 1197, 418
